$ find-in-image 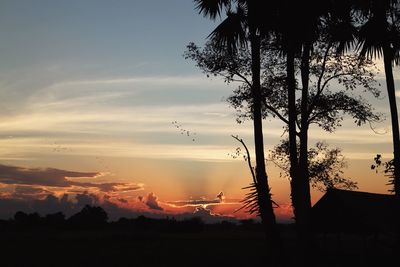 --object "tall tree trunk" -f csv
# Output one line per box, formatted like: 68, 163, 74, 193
298, 42, 314, 266
287, 43, 313, 267
383, 45, 400, 195
383, 43, 400, 262
299, 42, 312, 226
250, 31, 281, 266
286, 47, 300, 219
